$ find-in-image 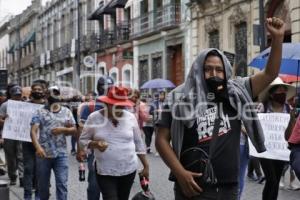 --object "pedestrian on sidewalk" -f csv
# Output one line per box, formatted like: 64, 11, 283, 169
31, 86, 77, 200
0, 84, 24, 186
258, 77, 295, 200
23, 81, 47, 200
155, 17, 285, 199
141, 97, 154, 154
80, 86, 149, 200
